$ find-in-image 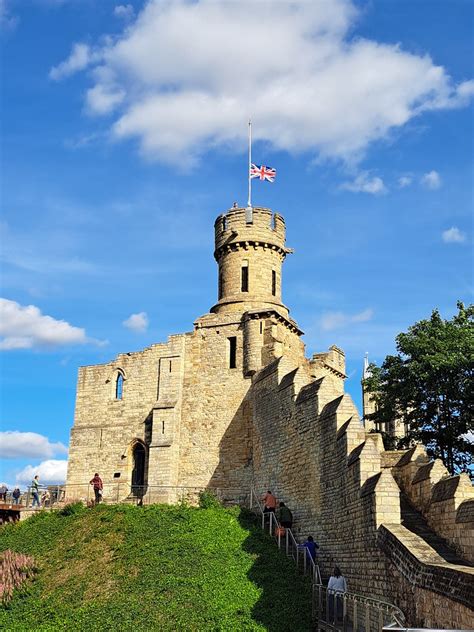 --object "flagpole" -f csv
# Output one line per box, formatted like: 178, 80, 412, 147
247, 119, 252, 209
